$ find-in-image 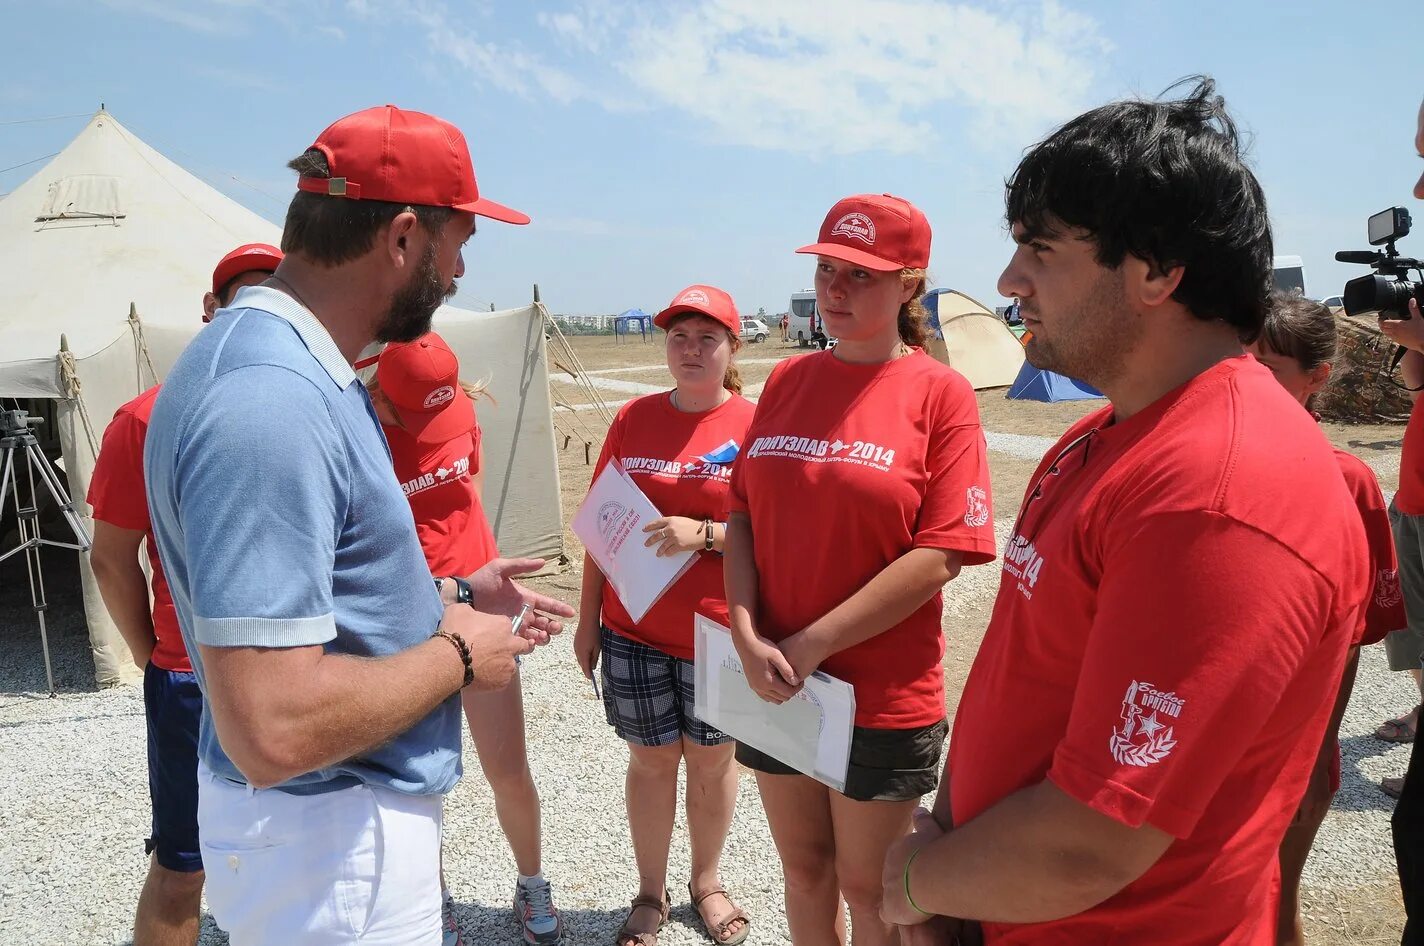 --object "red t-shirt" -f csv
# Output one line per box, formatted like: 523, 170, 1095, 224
383, 417, 499, 577
1337, 450, 1405, 647
1396, 398, 1424, 514
727, 350, 997, 729
592, 392, 756, 660
86, 385, 190, 673
948, 357, 1370, 945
